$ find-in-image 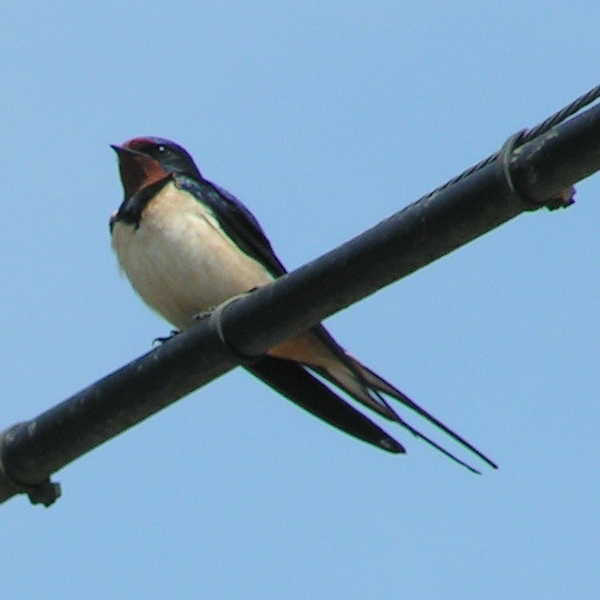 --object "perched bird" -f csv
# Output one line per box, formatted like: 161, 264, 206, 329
110, 136, 497, 473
